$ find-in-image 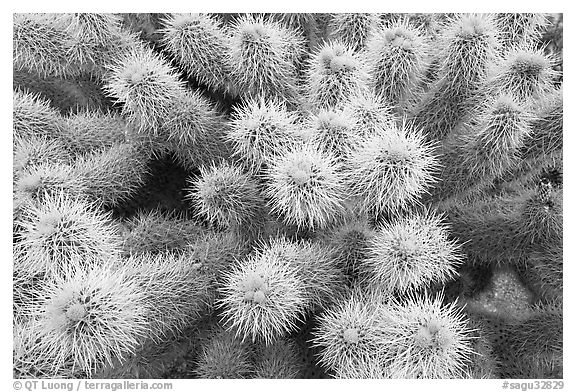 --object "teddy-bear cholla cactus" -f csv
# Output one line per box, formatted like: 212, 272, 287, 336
518, 181, 562, 246
105, 45, 185, 136
161, 13, 235, 95
432, 94, 533, 202
299, 109, 361, 159
126, 252, 212, 341
62, 110, 127, 155
345, 120, 438, 218
189, 161, 265, 234
265, 142, 345, 230
361, 211, 464, 294
229, 14, 304, 102
13, 13, 79, 78
487, 46, 557, 103
312, 288, 390, 374
366, 19, 427, 110
494, 13, 550, 49
120, 209, 203, 256
72, 143, 149, 207
13, 90, 64, 140
414, 13, 500, 140
227, 97, 300, 174
306, 40, 370, 109
13, 192, 121, 278
194, 328, 254, 379
25, 263, 150, 377
384, 294, 475, 378
13, 135, 71, 178
218, 238, 309, 344
342, 91, 395, 138
328, 13, 380, 52
253, 338, 301, 378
